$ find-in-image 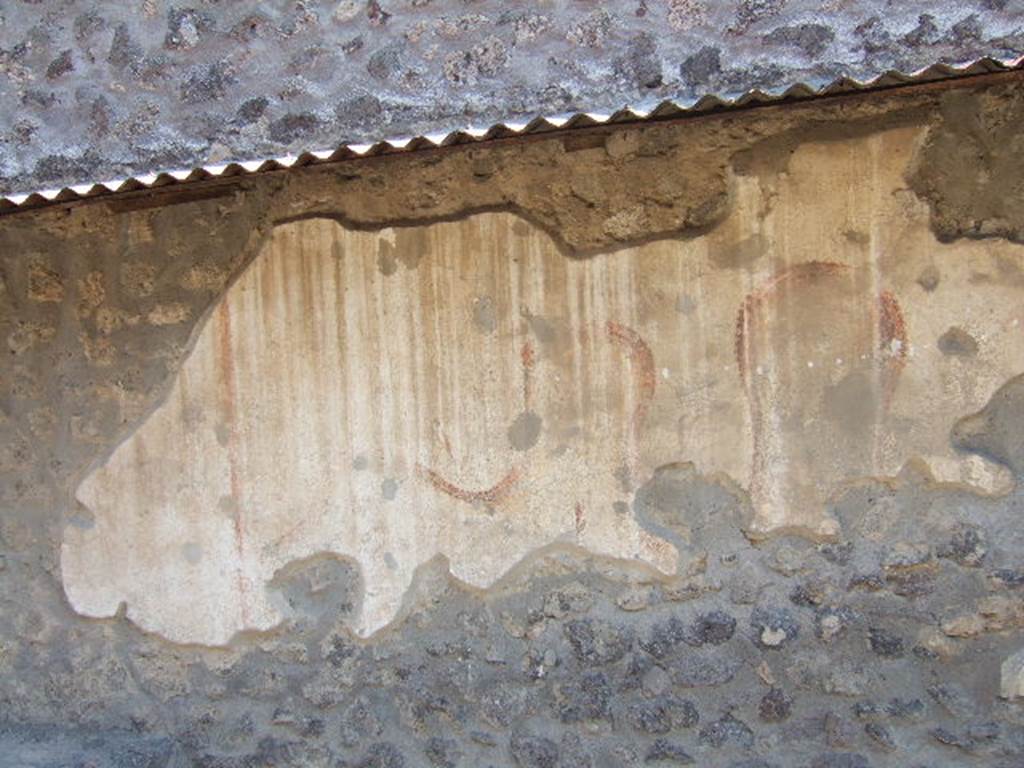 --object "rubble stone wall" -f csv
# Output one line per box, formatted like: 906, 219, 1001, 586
2, 0, 1024, 194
